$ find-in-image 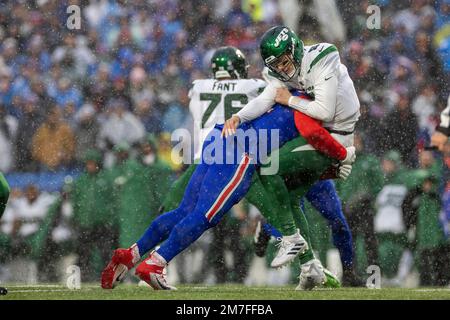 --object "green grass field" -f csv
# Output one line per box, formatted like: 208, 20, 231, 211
1, 284, 450, 300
